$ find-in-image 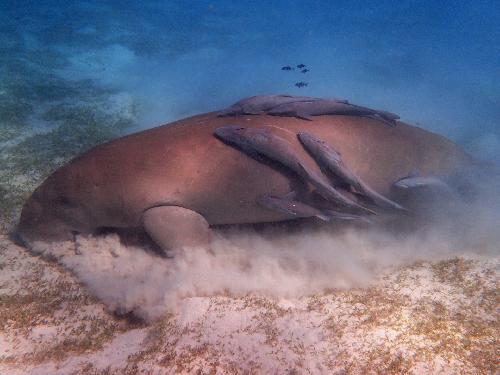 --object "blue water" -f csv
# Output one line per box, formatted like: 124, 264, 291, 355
2, 0, 499, 159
